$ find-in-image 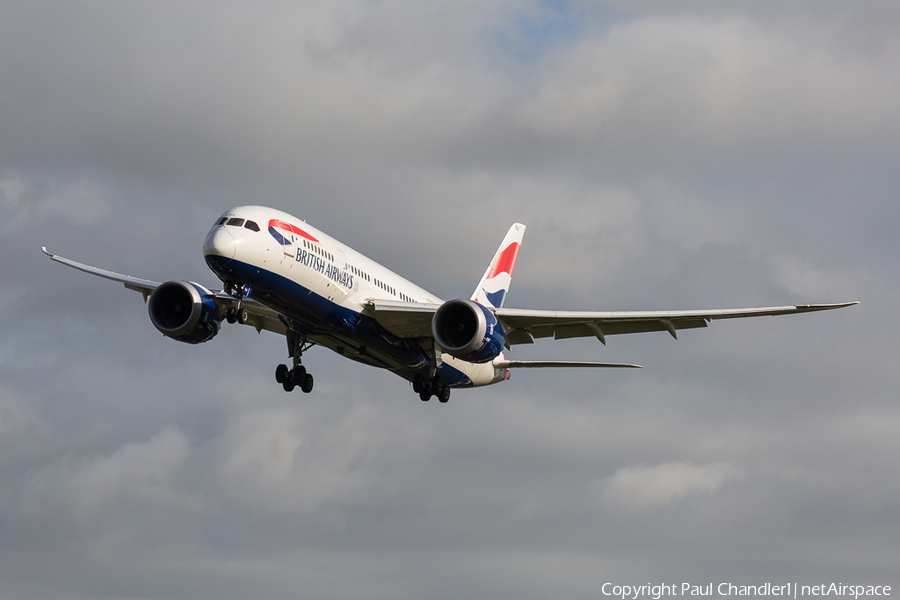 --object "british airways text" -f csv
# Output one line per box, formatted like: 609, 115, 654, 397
295, 248, 353, 289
